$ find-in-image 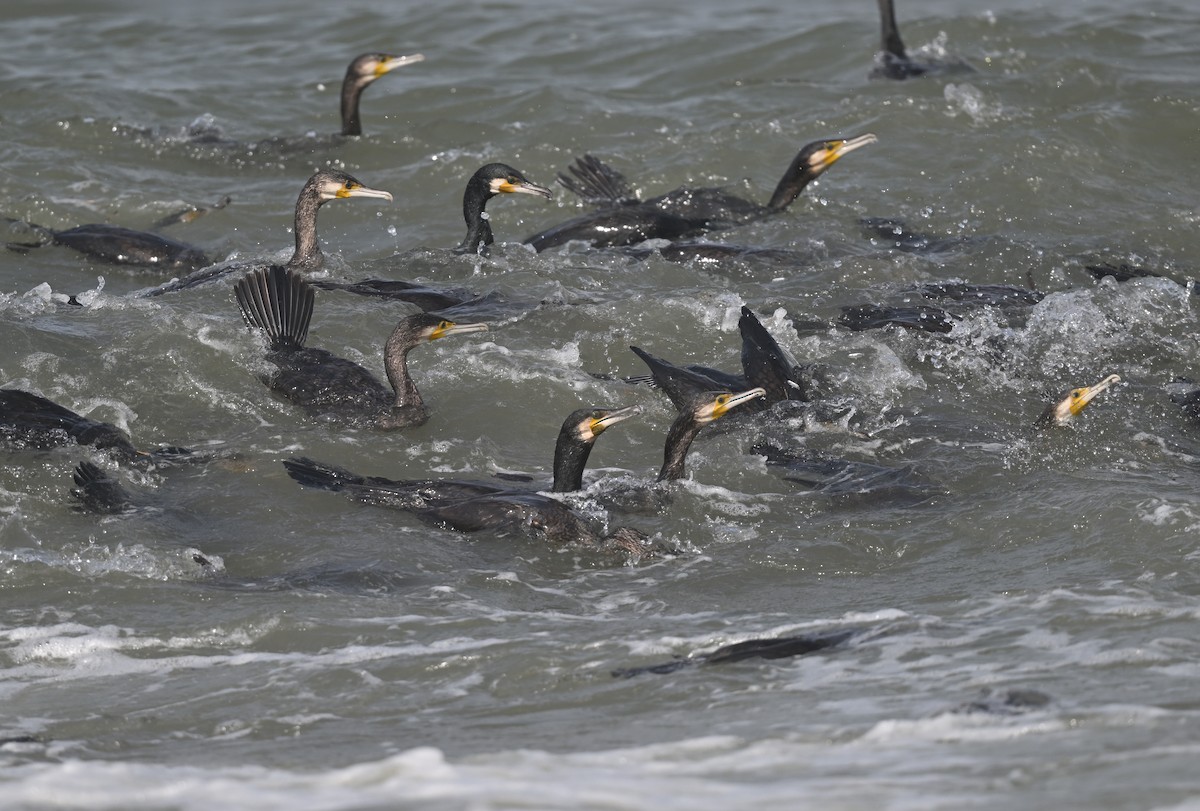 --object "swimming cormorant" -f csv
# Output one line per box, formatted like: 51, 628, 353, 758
1034, 374, 1121, 428
143, 169, 391, 295
869, 0, 972, 79
629, 346, 766, 481
0, 389, 193, 466
339, 52, 425, 137
282, 404, 641, 512
233, 265, 486, 429
455, 163, 554, 255
4, 221, 212, 271
283, 405, 653, 555
524, 134, 877, 252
